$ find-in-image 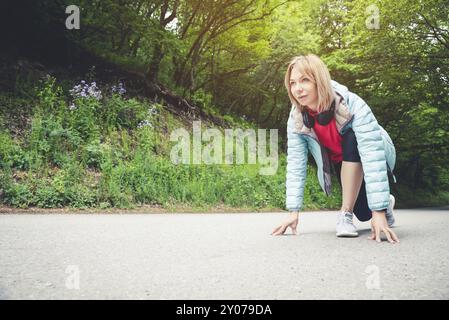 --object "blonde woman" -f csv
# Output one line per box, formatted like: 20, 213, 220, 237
271, 54, 399, 244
